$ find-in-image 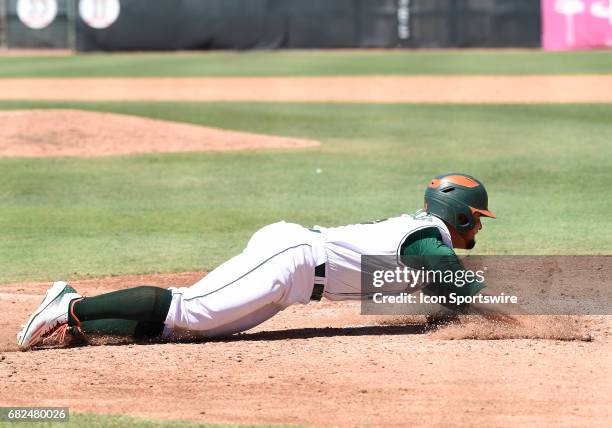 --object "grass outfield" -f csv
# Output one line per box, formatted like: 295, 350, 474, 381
7, 413, 296, 428
0, 101, 610, 283
1, 50, 612, 77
